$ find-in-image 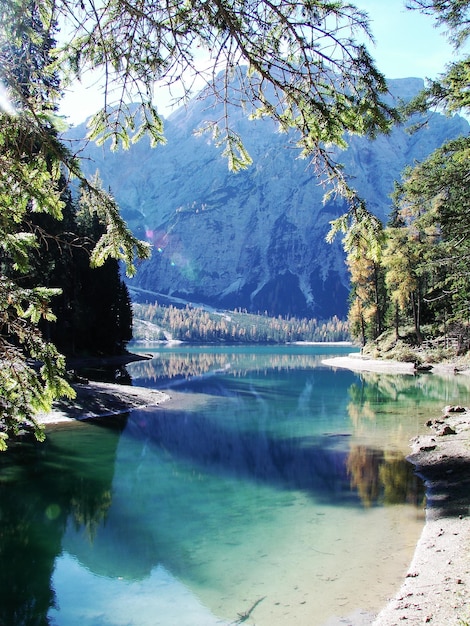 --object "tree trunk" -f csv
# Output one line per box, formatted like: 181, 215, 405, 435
394, 302, 399, 341
411, 291, 423, 344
